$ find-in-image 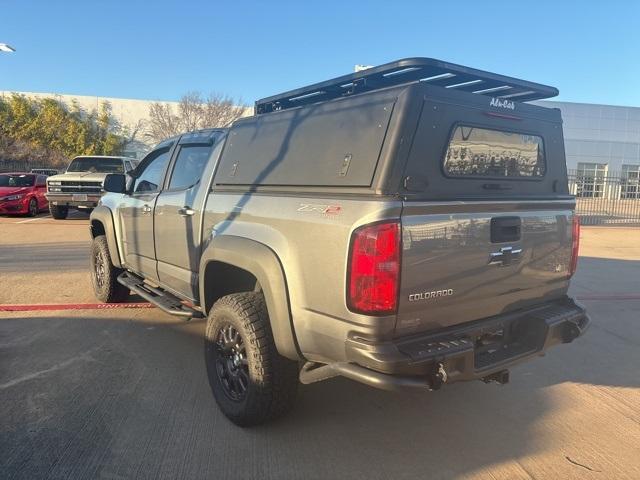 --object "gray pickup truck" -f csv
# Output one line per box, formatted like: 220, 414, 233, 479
89, 58, 589, 426
46, 155, 137, 219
